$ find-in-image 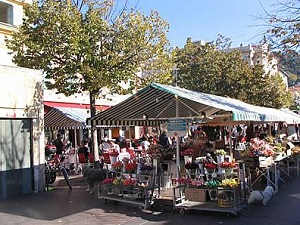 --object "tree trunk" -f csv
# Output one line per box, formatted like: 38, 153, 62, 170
89, 91, 100, 168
